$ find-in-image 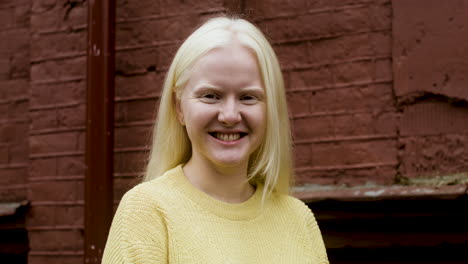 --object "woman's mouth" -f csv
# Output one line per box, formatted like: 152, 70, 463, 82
209, 132, 247, 142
